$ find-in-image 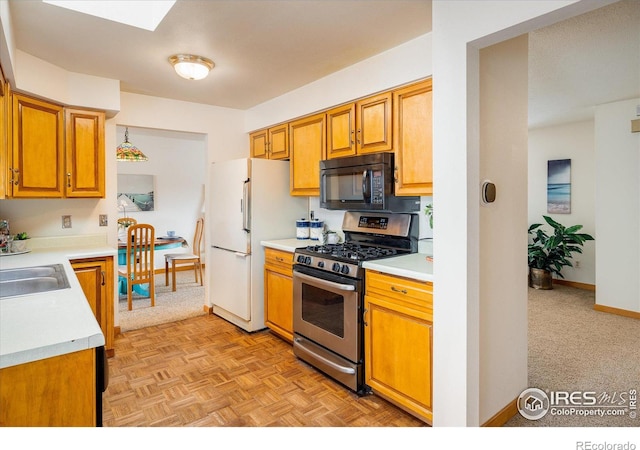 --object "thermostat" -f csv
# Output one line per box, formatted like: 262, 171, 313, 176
481, 180, 496, 204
